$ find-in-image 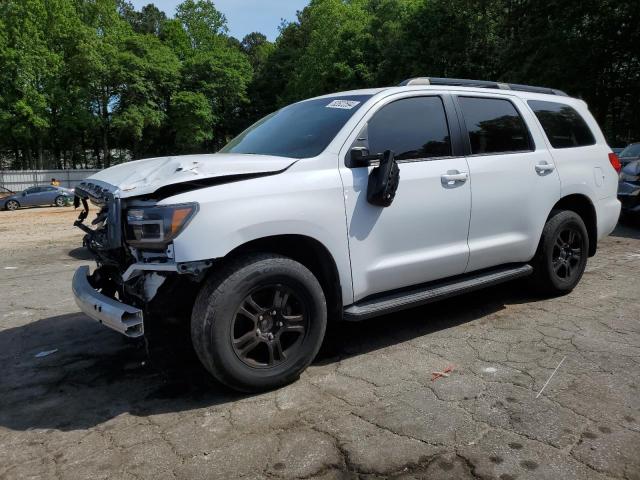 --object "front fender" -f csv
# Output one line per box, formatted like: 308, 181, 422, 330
167, 167, 354, 303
